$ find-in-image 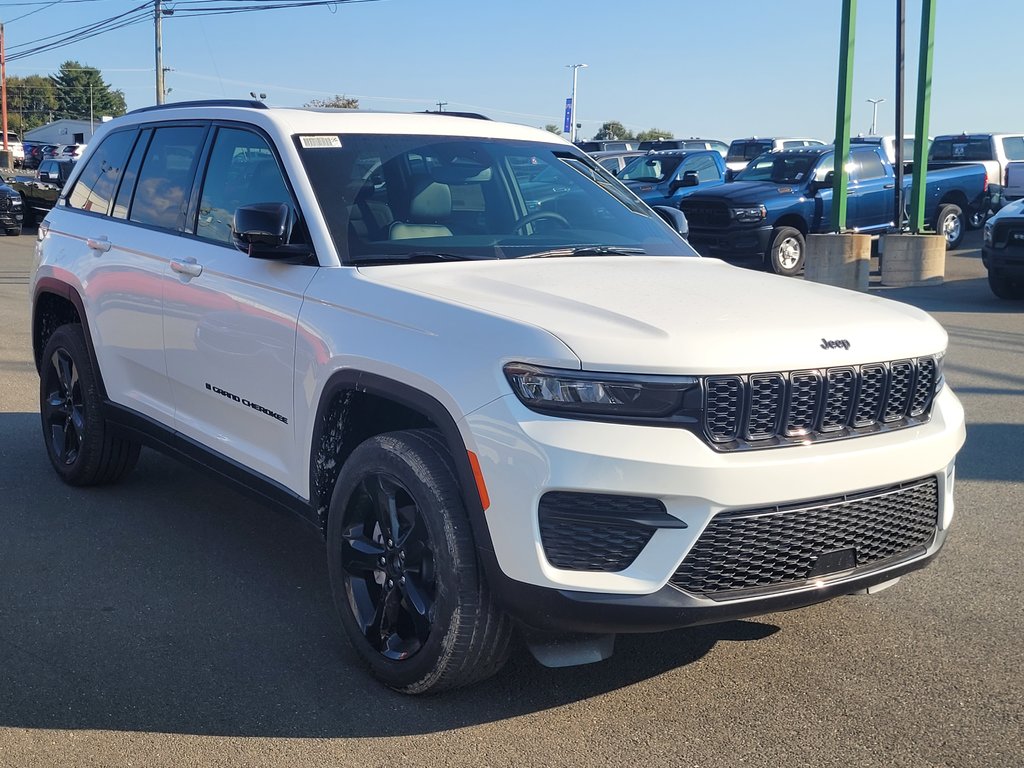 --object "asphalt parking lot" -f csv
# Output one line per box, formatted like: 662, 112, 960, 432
0, 229, 1021, 767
